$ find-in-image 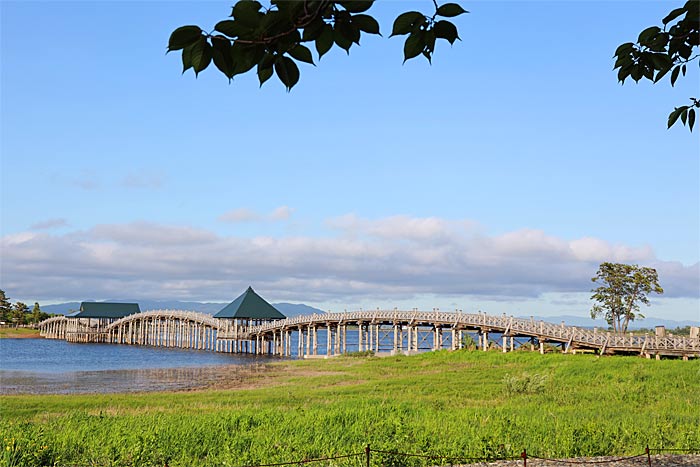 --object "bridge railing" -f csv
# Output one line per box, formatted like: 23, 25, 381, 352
37, 316, 68, 328
244, 310, 699, 353
40, 309, 698, 354
105, 309, 220, 331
